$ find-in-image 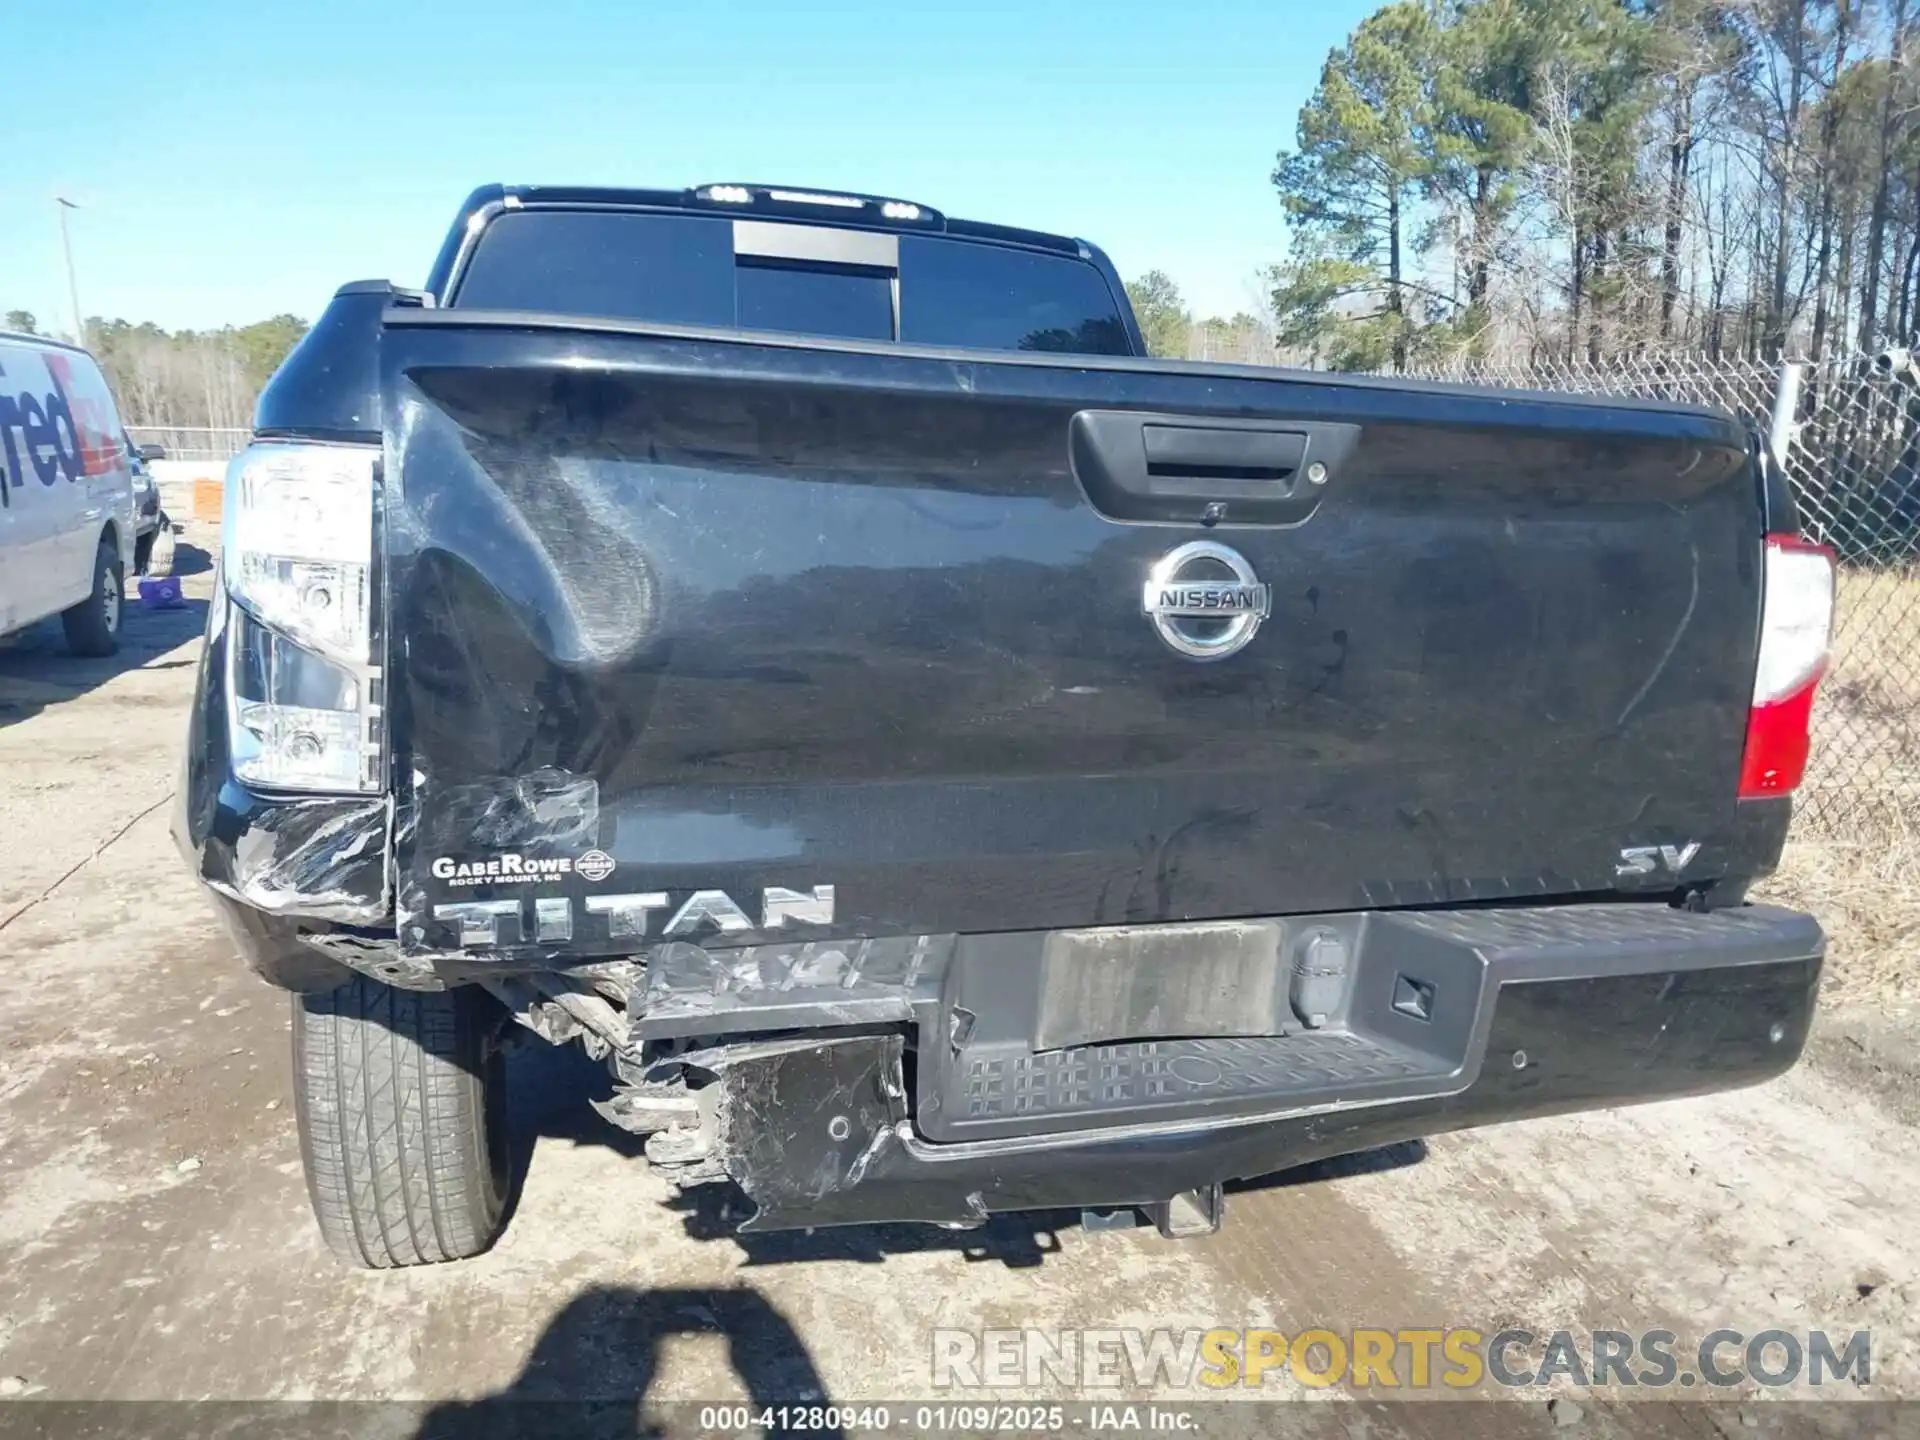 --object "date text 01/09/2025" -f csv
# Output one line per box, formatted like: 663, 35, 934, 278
694, 1404, 1198, 1432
